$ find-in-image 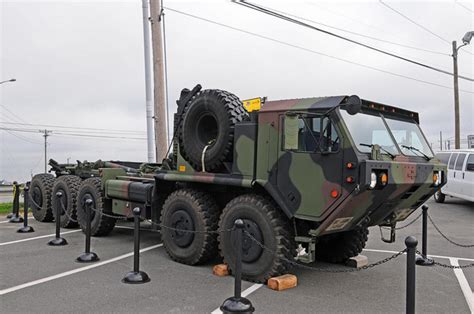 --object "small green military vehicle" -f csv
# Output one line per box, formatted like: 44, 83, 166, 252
73, 84, 446, 282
